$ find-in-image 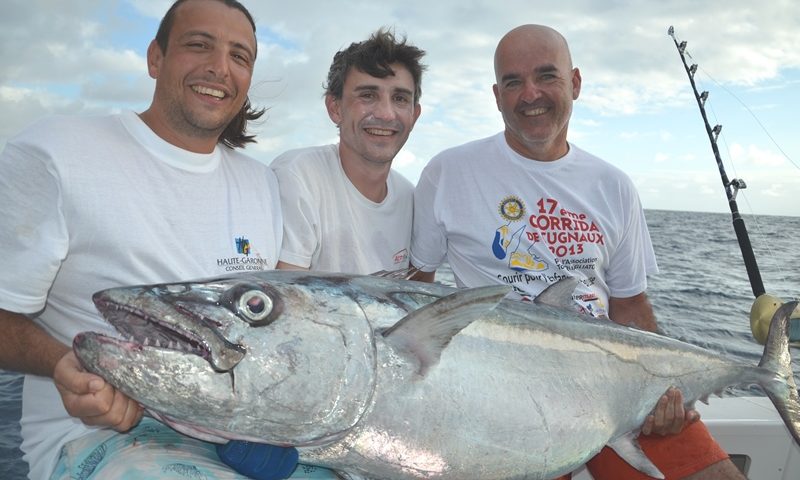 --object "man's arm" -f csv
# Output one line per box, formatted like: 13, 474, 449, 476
276, 261, 308, 271
0, 308, 143, 431
0, 308, 68, 376
607, 292, 657, 332
410, 267, 435, 283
